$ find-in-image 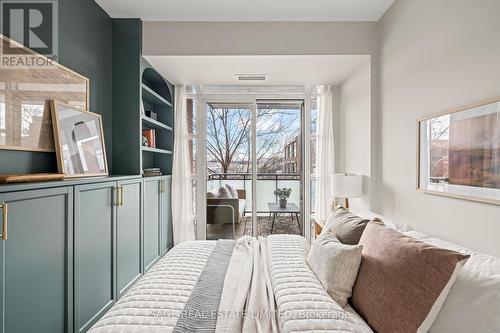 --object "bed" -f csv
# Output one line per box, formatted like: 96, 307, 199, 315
89, 235, 372, 333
